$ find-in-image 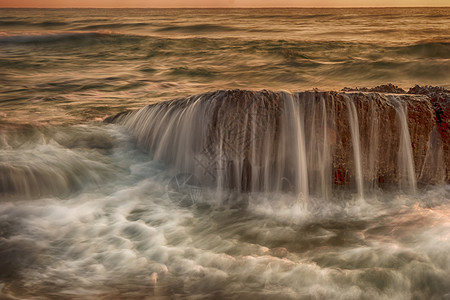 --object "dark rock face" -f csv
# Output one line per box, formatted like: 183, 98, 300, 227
106, 86, 448, 196
342, 83, 407, 94
408, 85, 450, 182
